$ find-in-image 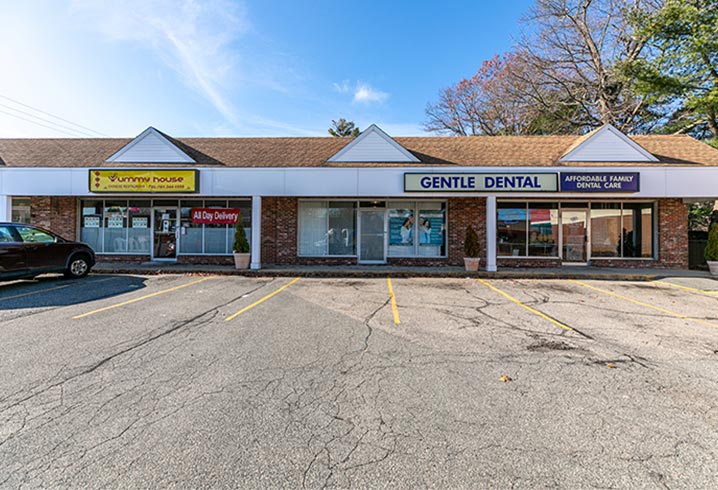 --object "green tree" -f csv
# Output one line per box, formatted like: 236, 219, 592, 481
623, 0, 718, 142
328, 119, 360, 137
